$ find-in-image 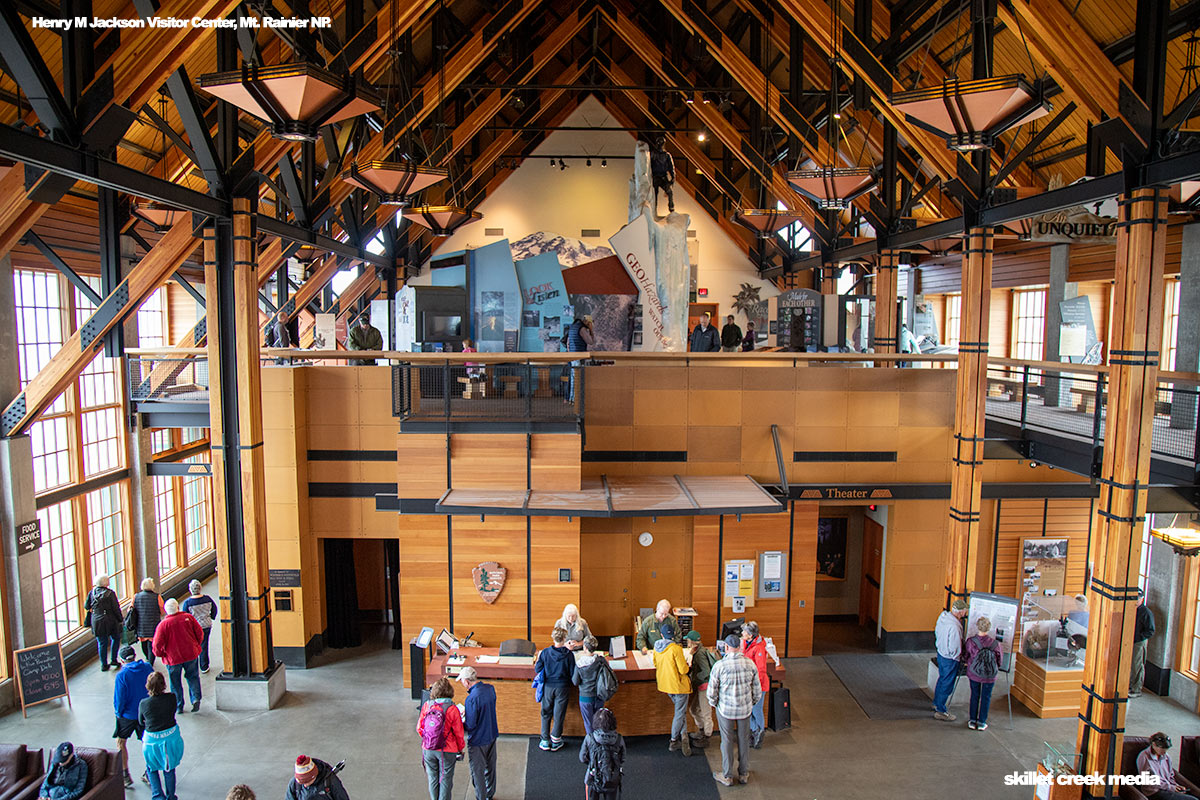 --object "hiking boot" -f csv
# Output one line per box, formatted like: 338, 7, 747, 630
933, 711, 956, 721
539, 740, 551, 751
738, 773, 750, 785
712, 772, 733, 787
668, 738, 681, 752
689, 733, 710, 748
681, 735, 692, 757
